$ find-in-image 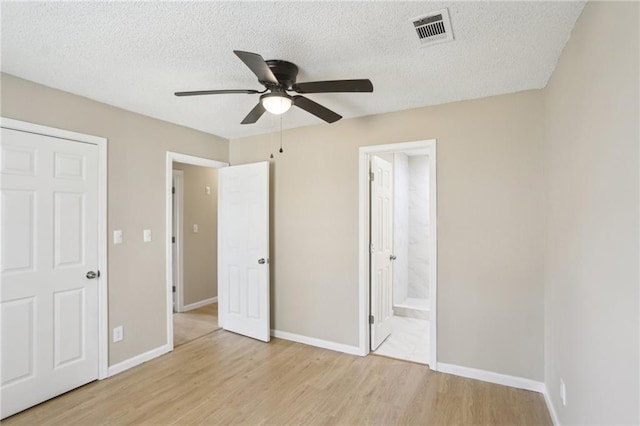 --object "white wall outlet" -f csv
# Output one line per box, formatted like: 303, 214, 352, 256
113, 230, 123, 244
205, 186, 211, 195
143, 229, 152, 242
113, 325, 124, 342
192, 224, 199, 233
560, 378, 567, 406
